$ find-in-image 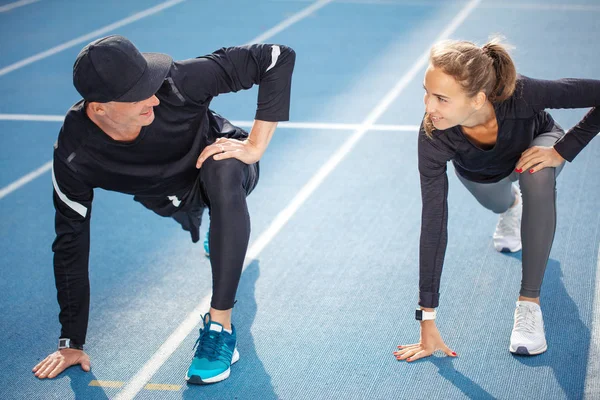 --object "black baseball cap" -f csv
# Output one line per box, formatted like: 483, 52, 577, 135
73, 35, 172, 103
